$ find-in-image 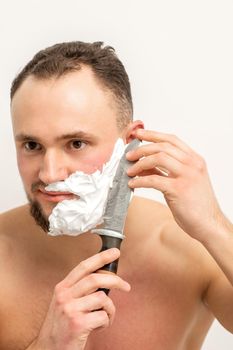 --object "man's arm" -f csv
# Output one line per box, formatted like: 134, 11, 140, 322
202, 219, 233, 333
126, 128, 233, 331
